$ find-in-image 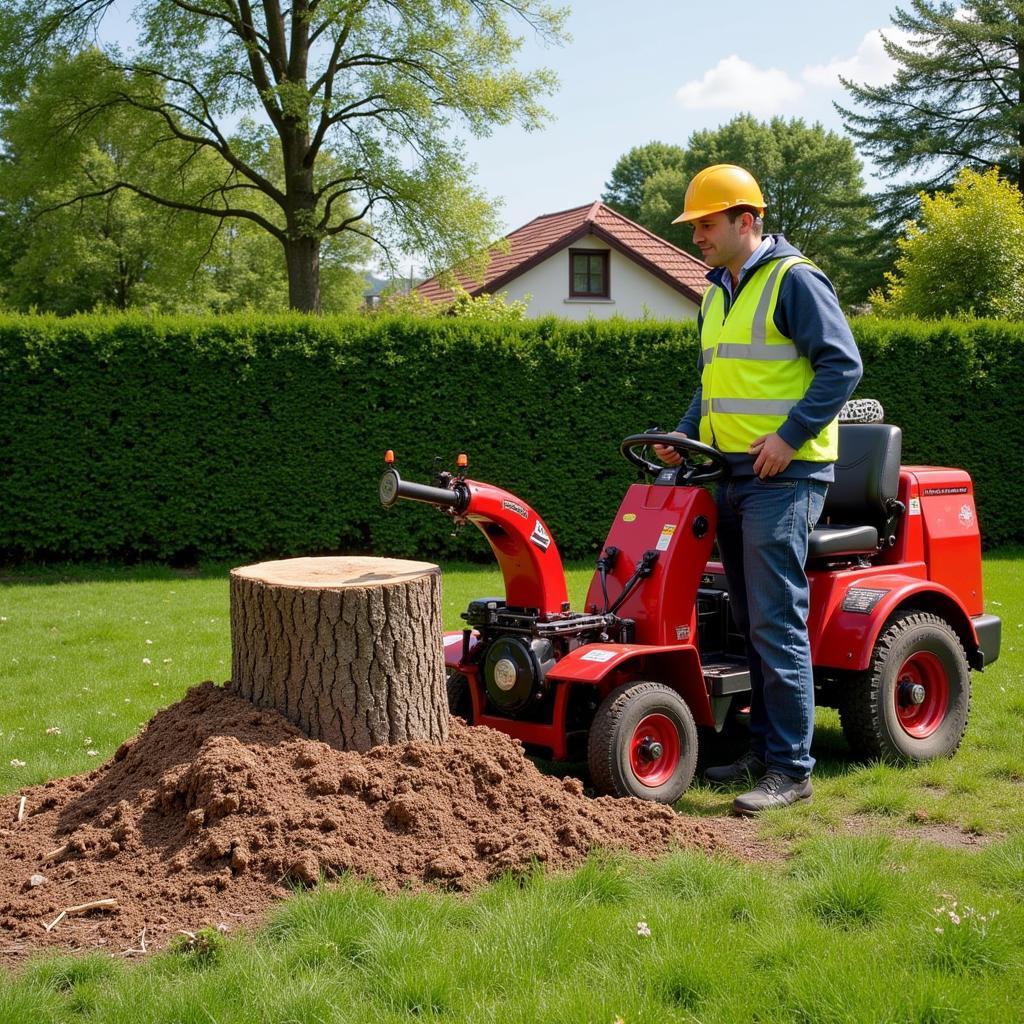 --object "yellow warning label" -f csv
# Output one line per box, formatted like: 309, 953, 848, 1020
656, 524, 676, 552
